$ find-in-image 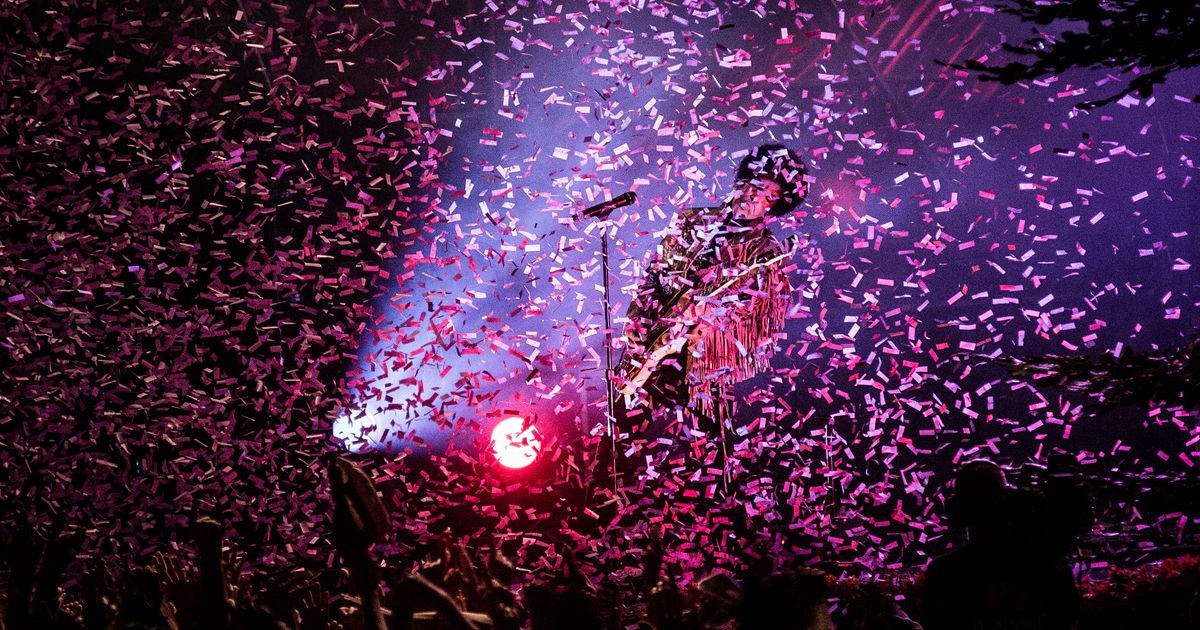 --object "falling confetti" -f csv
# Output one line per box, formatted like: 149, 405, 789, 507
0, 0, 1196, 578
